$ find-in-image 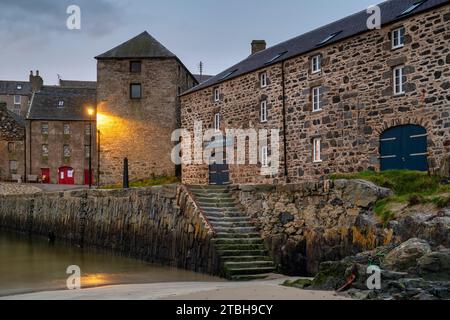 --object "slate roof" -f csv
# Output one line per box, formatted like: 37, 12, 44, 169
0, 81, 32, 95
28, 86, 96, 121
193, 74, 215, 84
183, 0, 449, 95
95, 31, 176, 60
59, 80, 97, 89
